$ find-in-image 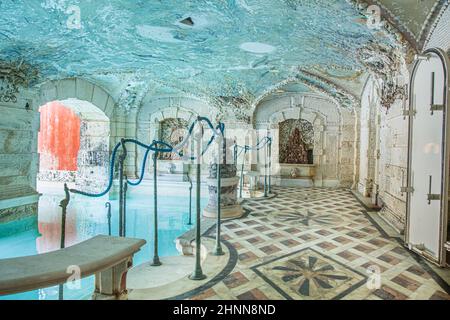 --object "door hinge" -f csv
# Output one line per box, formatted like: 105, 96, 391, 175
400, 186, 414, 193
427, 175, 441, 204
430, 104, 444, 115
427, 194, 441, 203
403, 109, 416, 118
